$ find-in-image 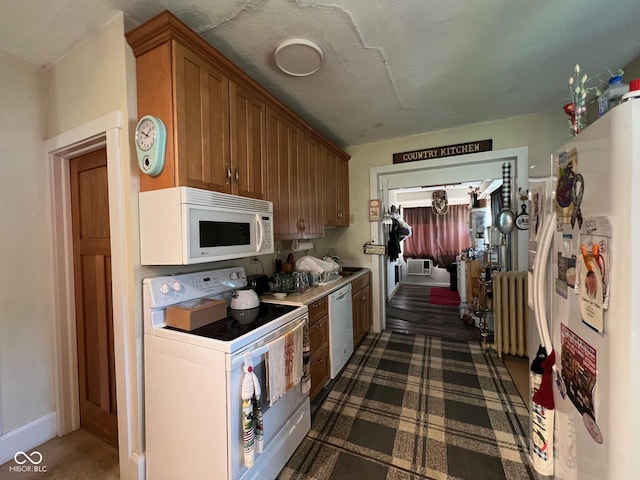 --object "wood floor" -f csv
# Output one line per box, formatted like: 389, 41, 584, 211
386, 283, 483, 343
